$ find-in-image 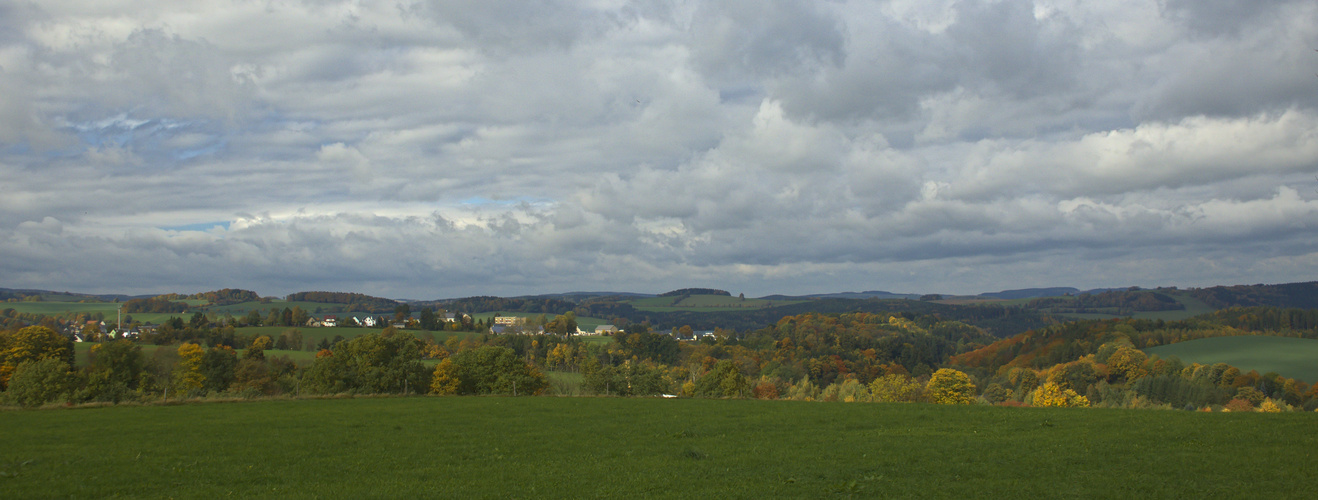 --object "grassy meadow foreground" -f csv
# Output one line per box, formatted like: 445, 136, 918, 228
2, 397, 1314, 498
